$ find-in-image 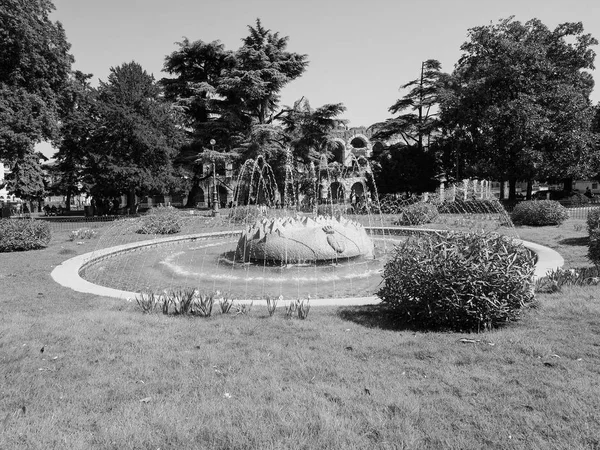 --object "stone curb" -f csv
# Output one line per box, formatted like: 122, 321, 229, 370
51, 229, 564, 306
